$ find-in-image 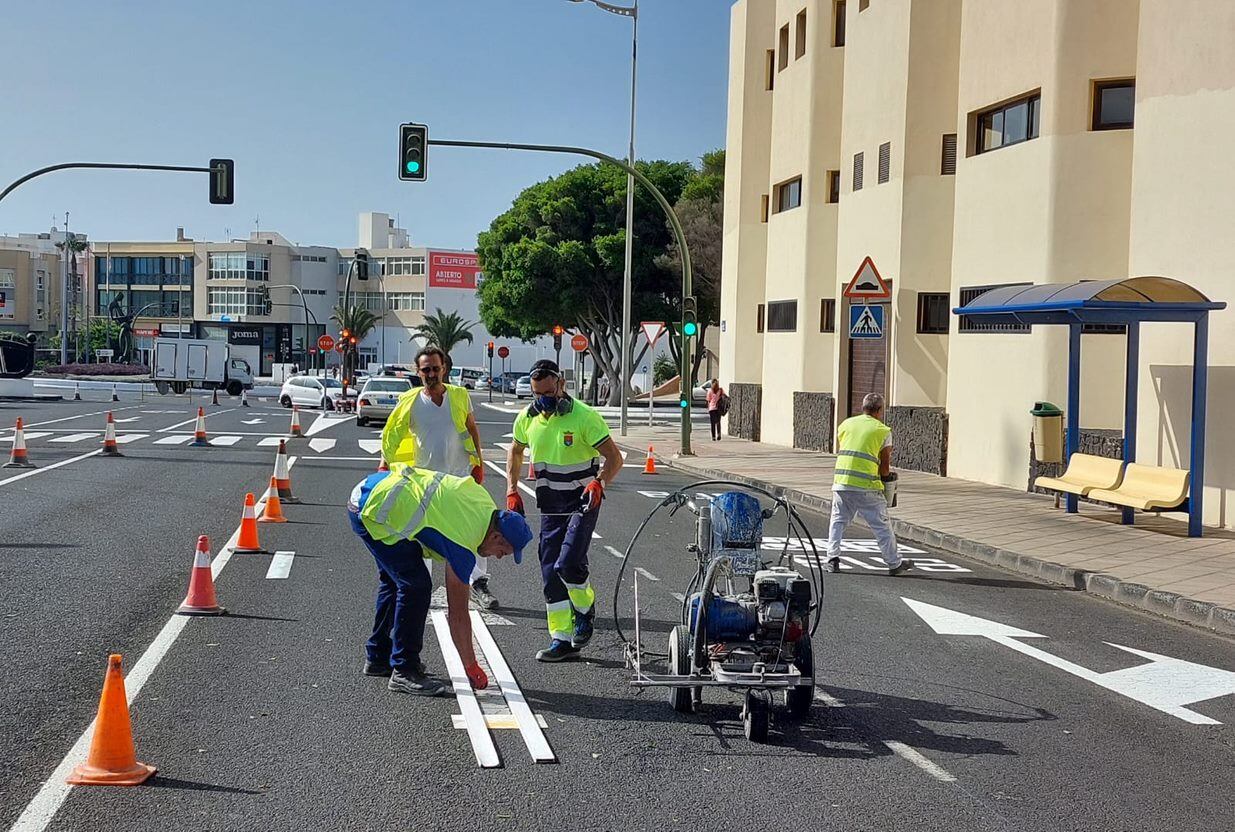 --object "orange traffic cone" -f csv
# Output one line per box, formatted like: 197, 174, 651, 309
110, 383, 119, 403
211, 387, 219, 406
66, 654, 157, 786
526, 454, 536, 481
190, 407, 210, 447
73, 382, 82, 401
177, 535, 225, 615
377, 457, 389, 472
642, 445, 658, 475
101, 411, 123, 457
273, 440, 299, 503
4, 417, 35, 469
288, 406, 303, 439
234, 492, 265, 553
259, 476, 288, 523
